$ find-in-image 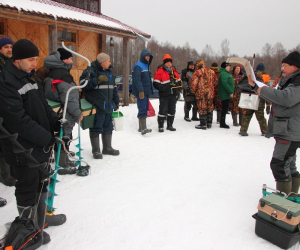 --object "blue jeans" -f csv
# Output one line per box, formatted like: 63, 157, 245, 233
137, 95, 149, 118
